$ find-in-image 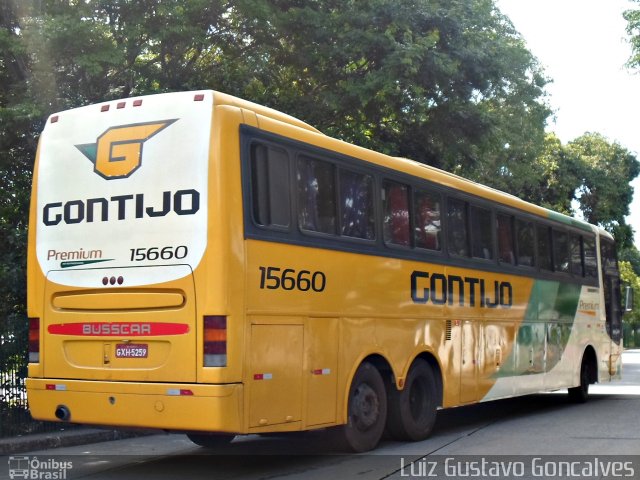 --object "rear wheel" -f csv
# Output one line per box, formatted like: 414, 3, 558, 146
339, 362, 388, 452
568, 356, 590, 403
186, 433, 235, 448
386, 359, 438, 441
